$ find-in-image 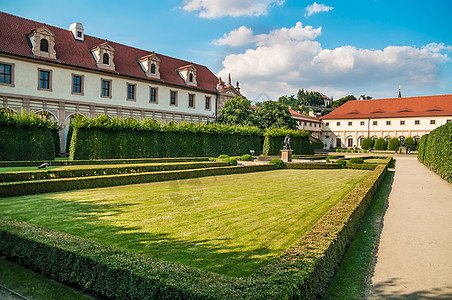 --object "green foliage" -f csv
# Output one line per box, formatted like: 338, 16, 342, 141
335, 159, 347, 168
387, 138, 400, 151
218, 154, 229, 159
239, 154, 252, 161
417, 123, 452, 182
223, 157, 238, 165
348, 157, 364, 164
374, 138, 386, 150
257, 101, 298, 130
404, 137, 415, 151
287, 162, 341, 169
69, 115, 262, 160
218, 96, 259, 126
361, 138, 374, 150
262, 128, 312, 155
310, 136, 324, 150
332, 95, 356, 108
336, 148, 344, 152
269, 158, 286, 169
